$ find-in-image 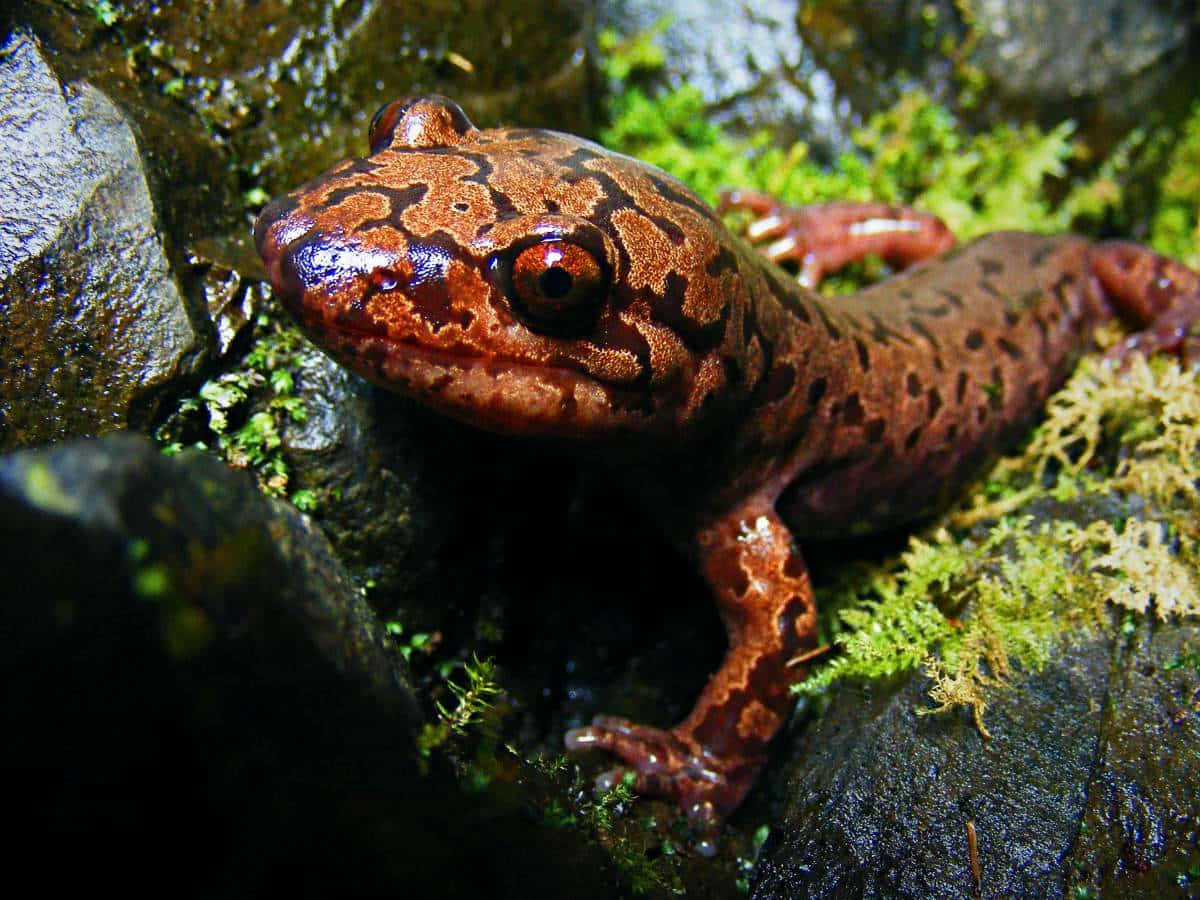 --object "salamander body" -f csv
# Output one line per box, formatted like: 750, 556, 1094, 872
255, 96, 1200, 847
